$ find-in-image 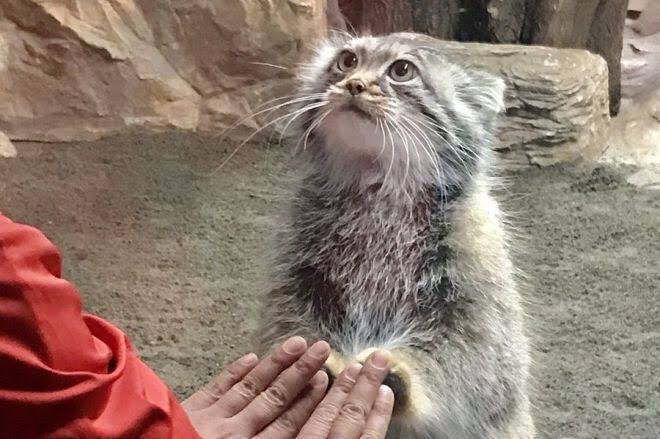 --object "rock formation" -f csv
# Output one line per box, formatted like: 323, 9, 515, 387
0, 0, 326, 142
0, 130, 16, 158
622, 0, 660, 99
430, 40, 610, 167
0, 0, 623, 169
335, 0, 627, 115
602, 0, 660, 180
